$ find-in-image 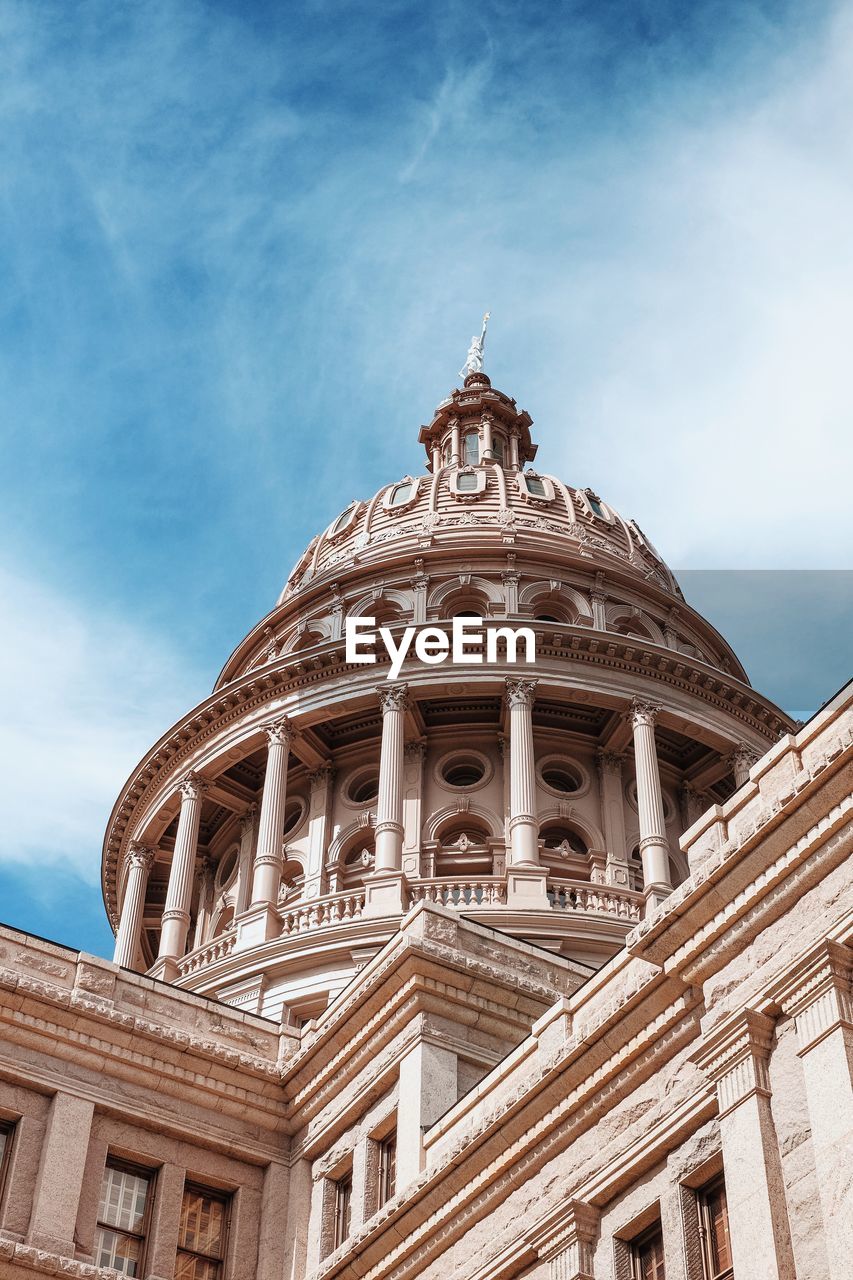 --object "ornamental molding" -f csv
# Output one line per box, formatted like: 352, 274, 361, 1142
505, 676, 538, 708
691, 1008, 774, 1116
377, 683, 409, 714
766, 938, 853, 1055
629, 697, 661, 727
